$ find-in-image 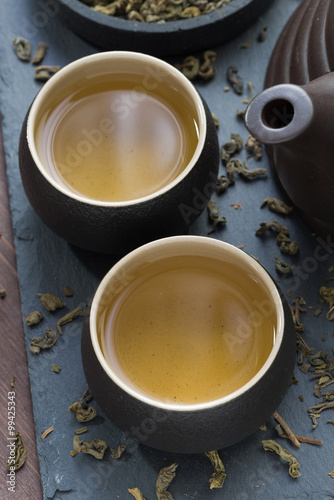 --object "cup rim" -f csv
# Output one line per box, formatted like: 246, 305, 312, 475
89, 235, 285, 412
26, 51, 207, 207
